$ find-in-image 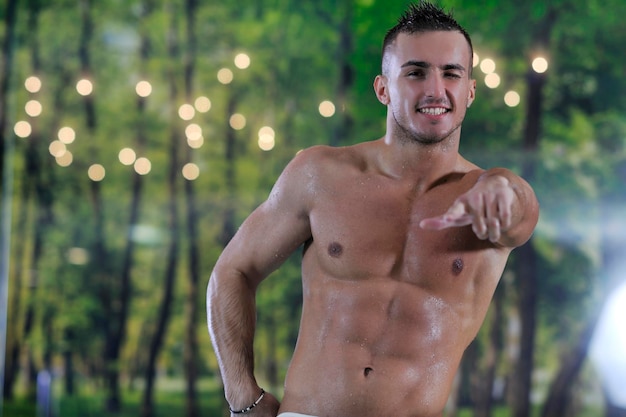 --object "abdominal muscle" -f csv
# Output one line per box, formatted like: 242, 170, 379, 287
279, 275, 470, 417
